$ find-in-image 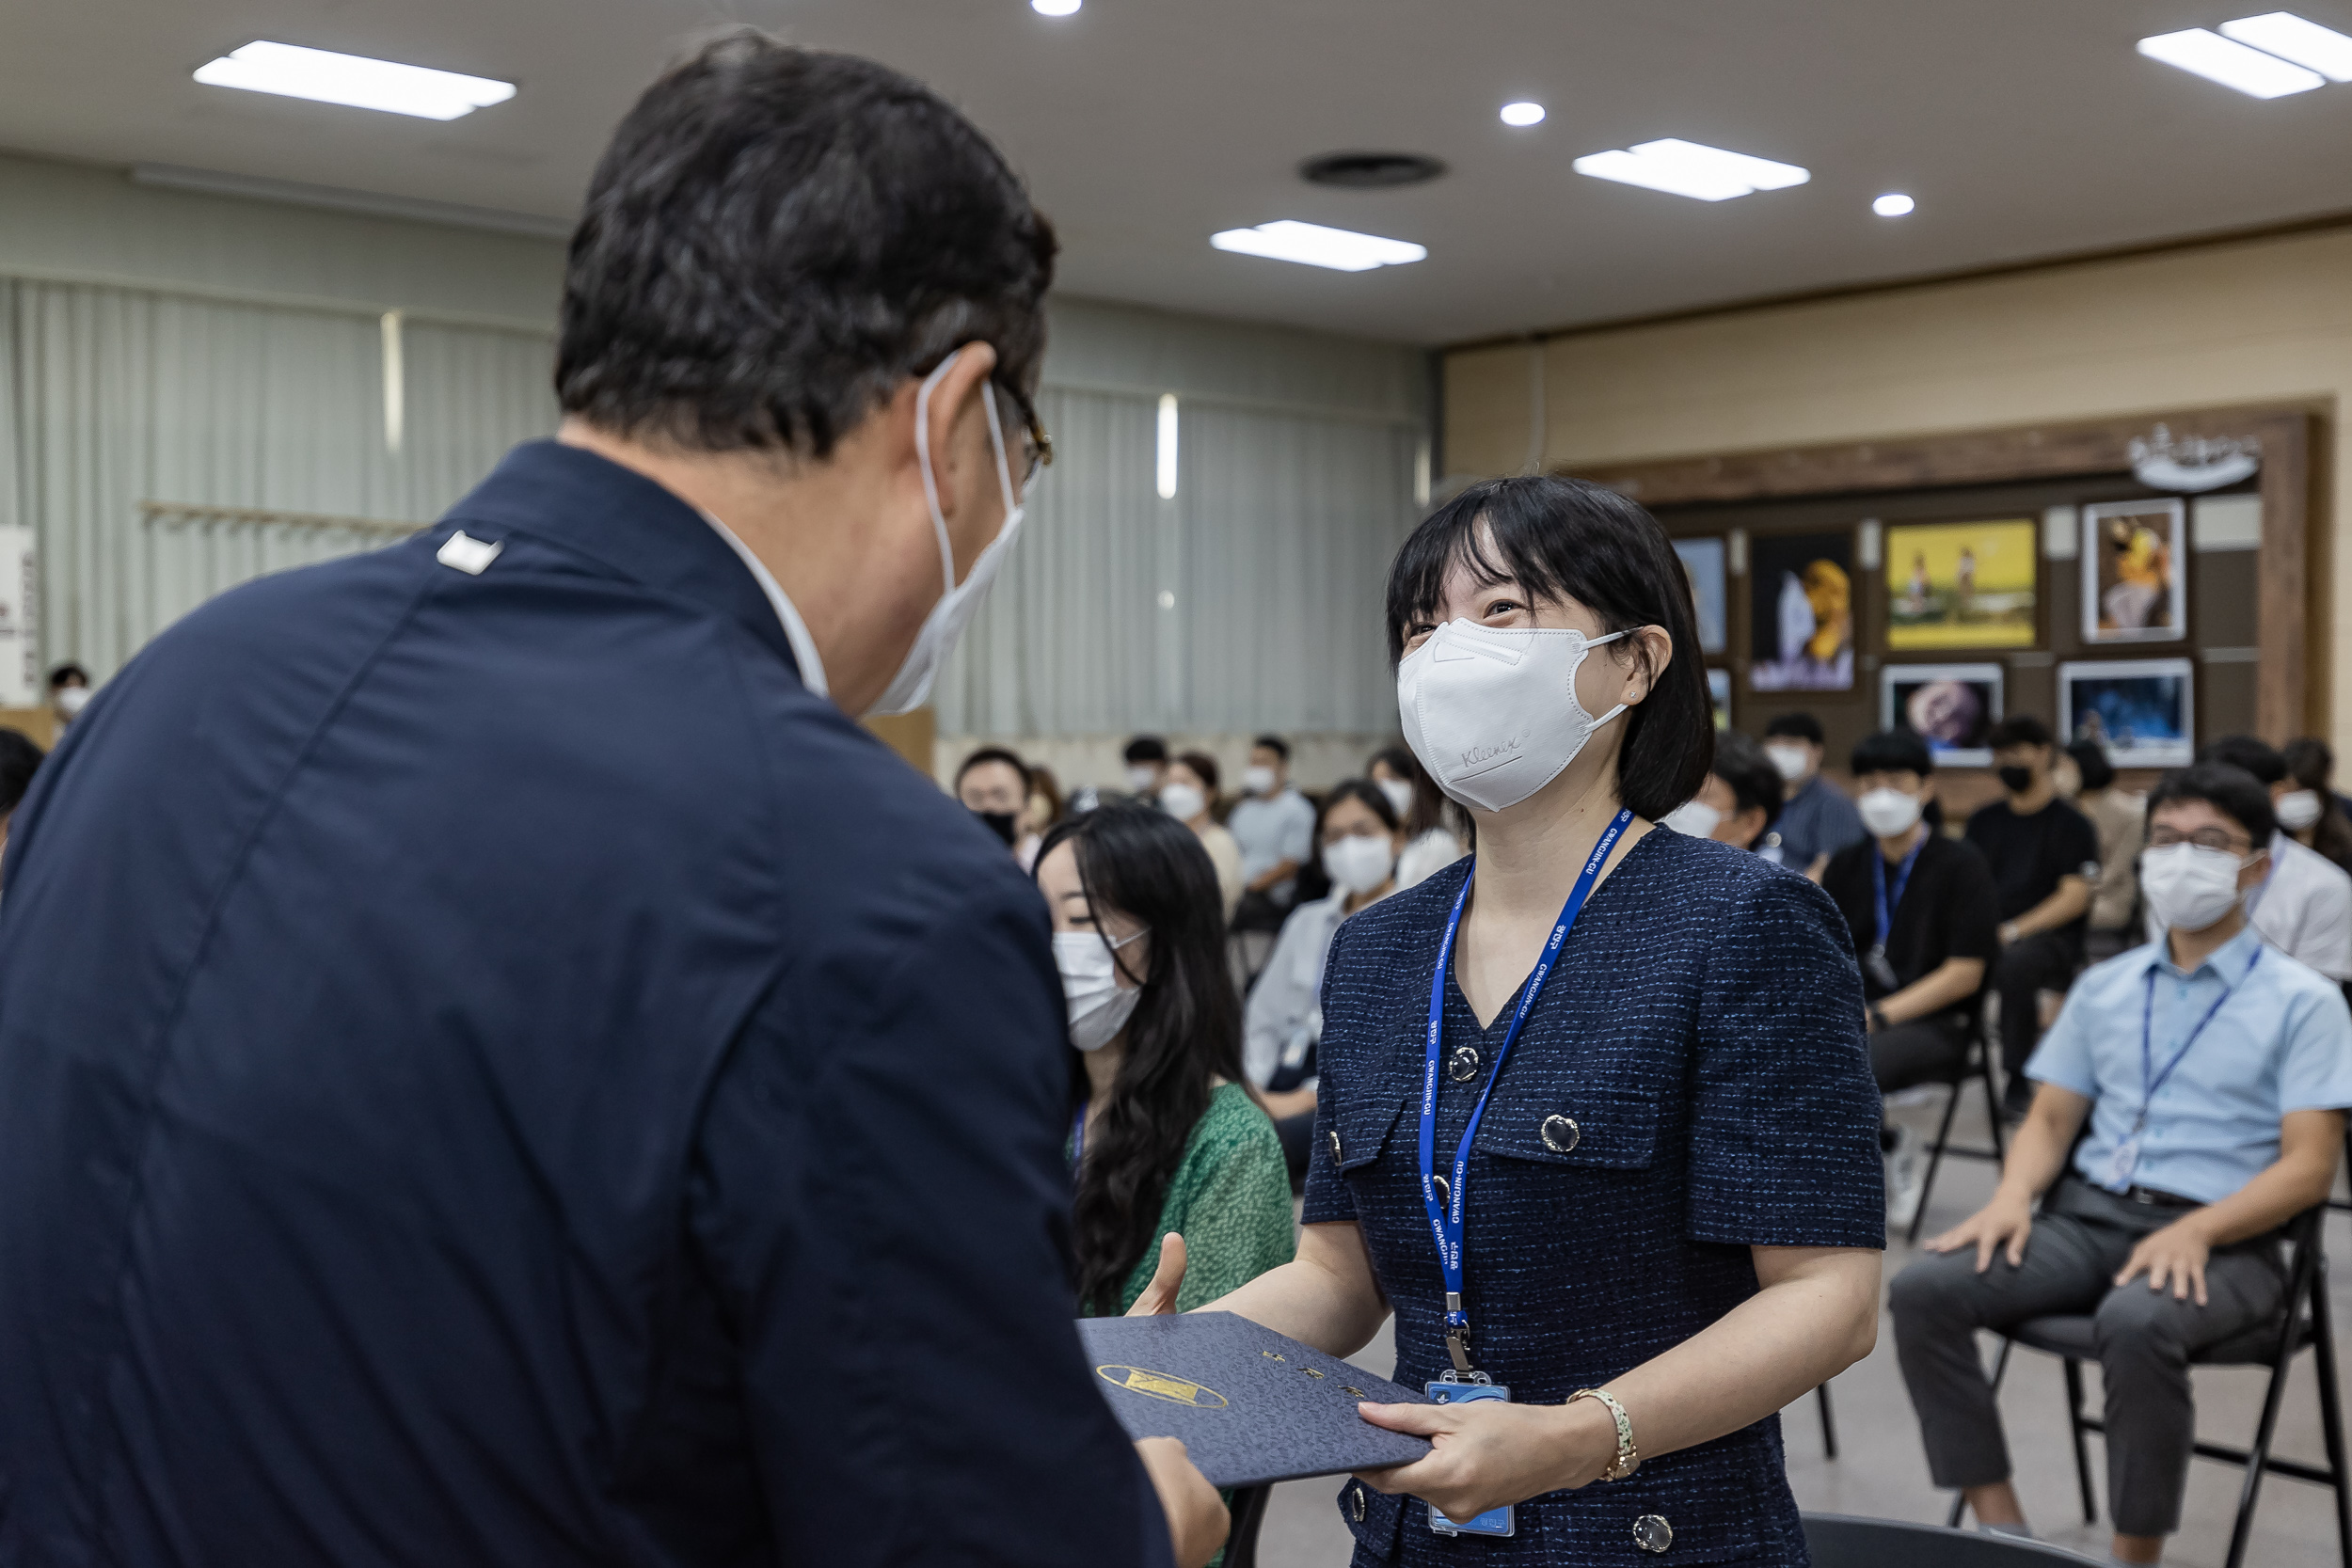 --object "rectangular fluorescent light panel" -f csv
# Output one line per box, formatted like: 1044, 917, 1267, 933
2137, 27, 2325, 96
194, 41, 516, 120
1208, 220, 1426, 272
2220, 12, 2352, 79
1572, 139, 1809, 202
